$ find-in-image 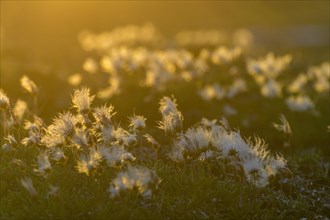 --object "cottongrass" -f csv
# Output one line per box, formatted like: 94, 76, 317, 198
72, 88, 95, 114
108, 166, 160, 199
99, 145, 135, 167
93, 104, 116, 126
76, 148, 102, 176
158, 96, 183, 135
211, 46, 241, 65
273, 114, 292, 136
0, 90, 10, 109
12, 85, 290, 200
165, 104, 288, 187
247, 53, 292, 81
260, 79, 282, 98
157, 112, 183, 135
13, 99, 27, 122
128, 115, 146, 132
20, 75, 38, 95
